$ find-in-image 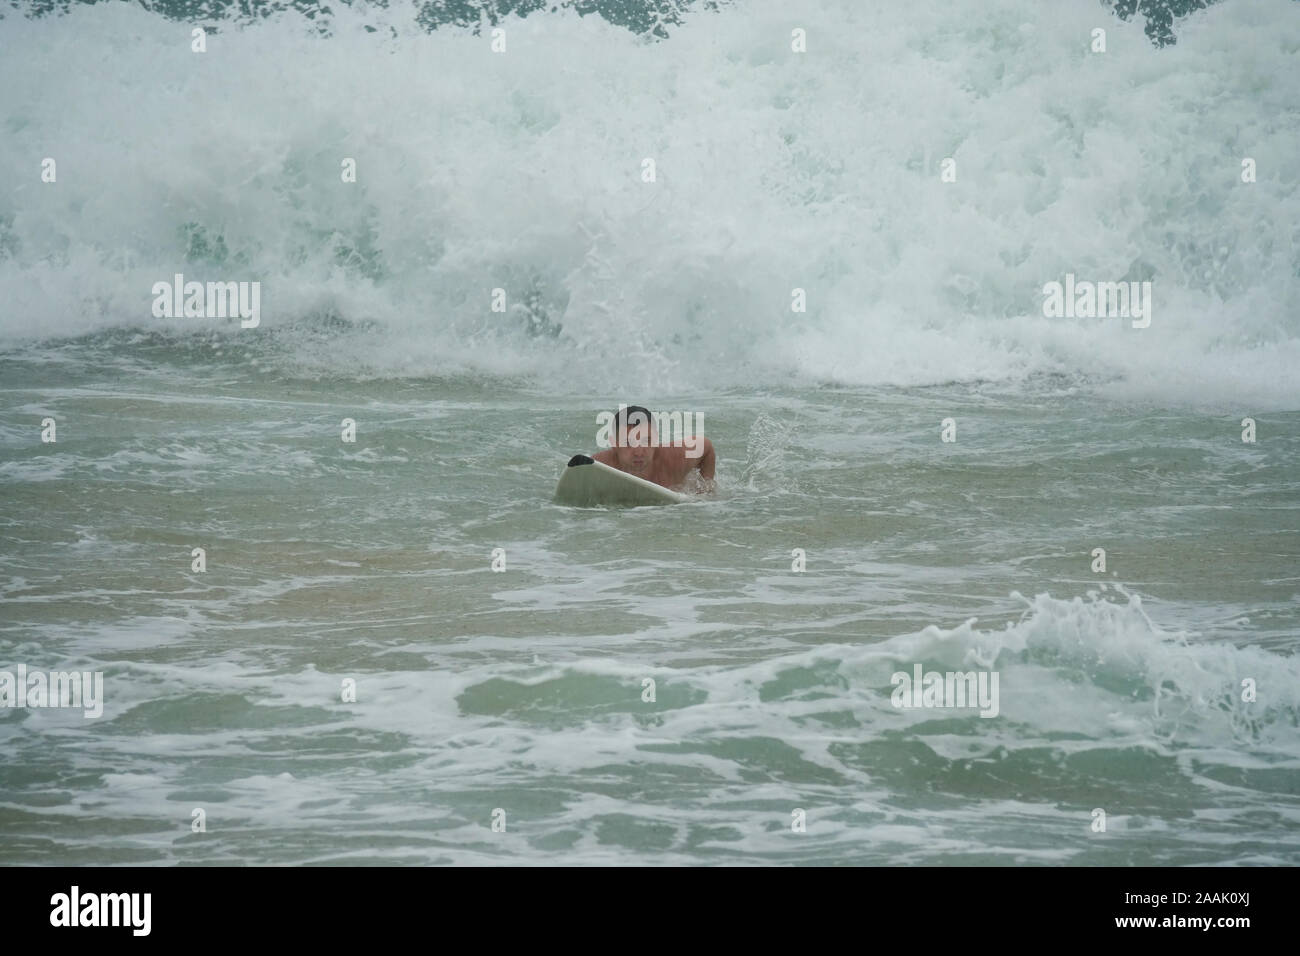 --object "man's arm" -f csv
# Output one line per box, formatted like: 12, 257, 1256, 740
688, 437, 716, 490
